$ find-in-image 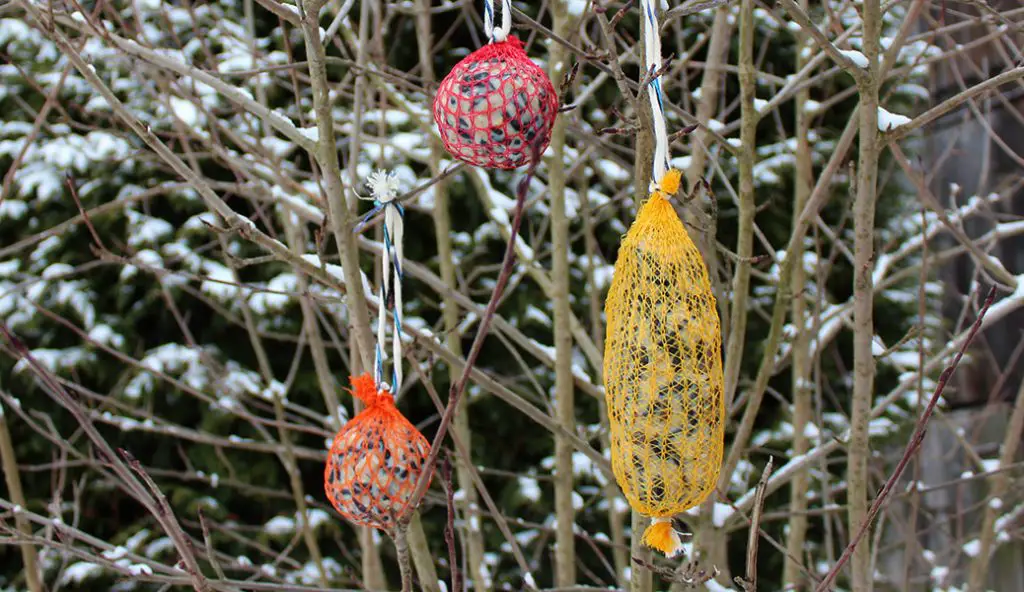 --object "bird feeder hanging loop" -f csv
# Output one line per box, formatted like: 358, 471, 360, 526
484, 0, 513, 43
